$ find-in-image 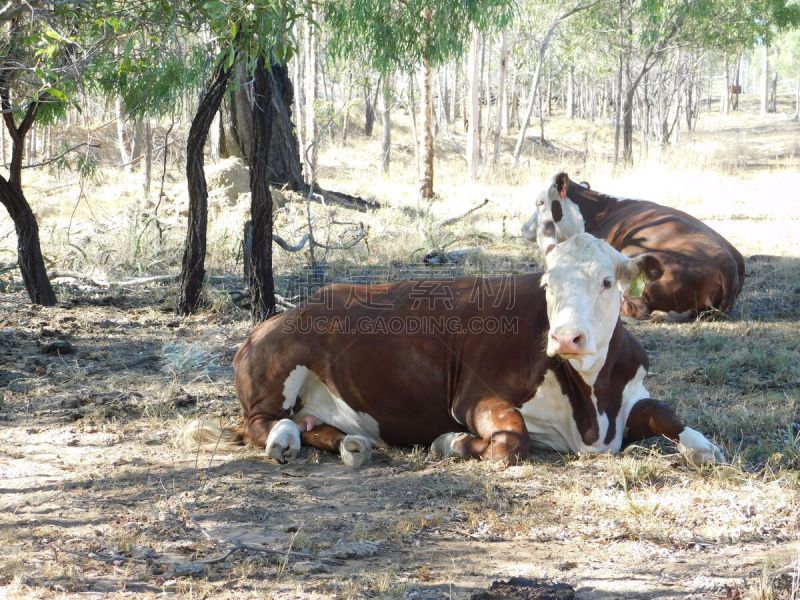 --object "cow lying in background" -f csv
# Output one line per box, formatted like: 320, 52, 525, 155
184, 234, 724, 467
522, 173, 745, 322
